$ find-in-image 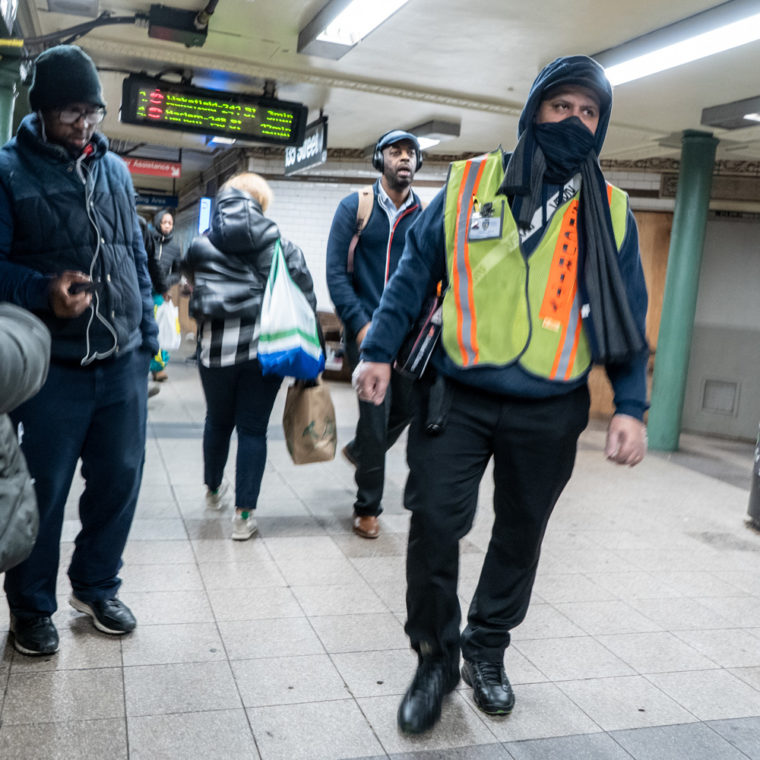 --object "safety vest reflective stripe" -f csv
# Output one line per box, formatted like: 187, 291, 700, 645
543, 184, 615, 380
452, 155, 488, 366
540, 197, 580, 379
